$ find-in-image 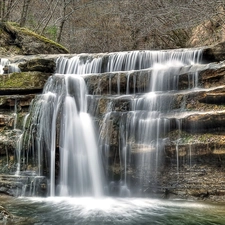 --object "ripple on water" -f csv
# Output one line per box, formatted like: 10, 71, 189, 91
1, 197, 225, 225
